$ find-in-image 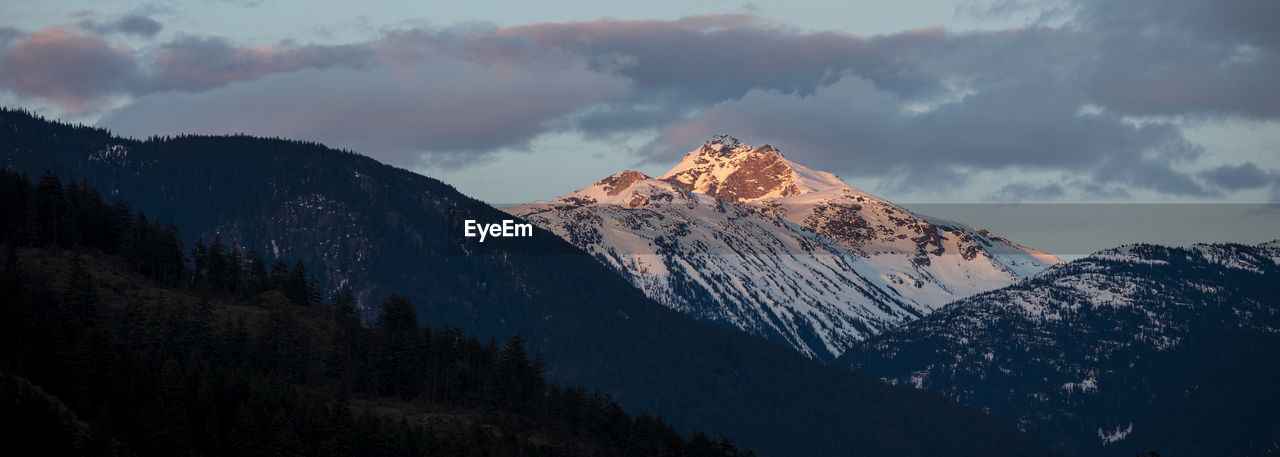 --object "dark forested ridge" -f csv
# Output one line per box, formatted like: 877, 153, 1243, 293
0, 169, 754, 457
0, 108, 1061, 457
